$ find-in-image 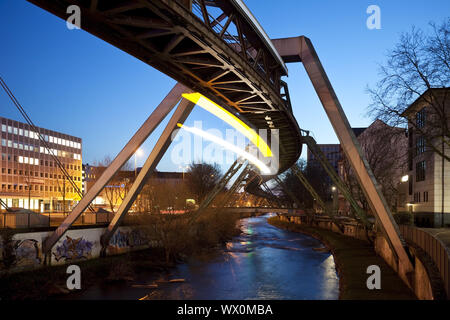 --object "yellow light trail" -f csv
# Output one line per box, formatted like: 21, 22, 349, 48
181, 92, 272, 157
176, 123, 272, 175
